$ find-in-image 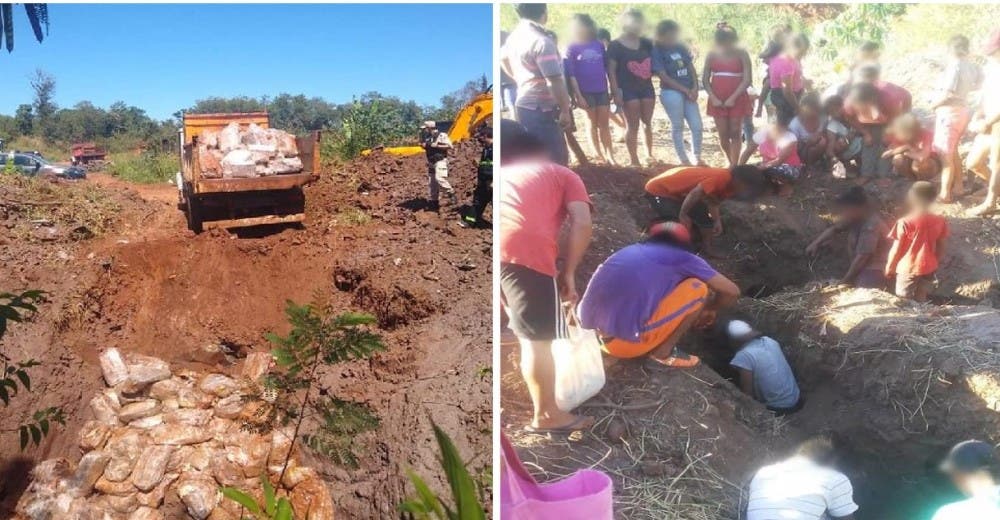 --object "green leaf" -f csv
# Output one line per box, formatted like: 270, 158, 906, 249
19, 426, 28, 450
0, 385, 9, 406
274, 498, 293, 520
29, 424, 41, 446
221, 487, 261, 515
406, 470, 445, 518
15, 370, 30, 391
432, 423, 485, 520
261, 474, 277, 516
272, 348, 295, 367
39, 418, 49, 436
